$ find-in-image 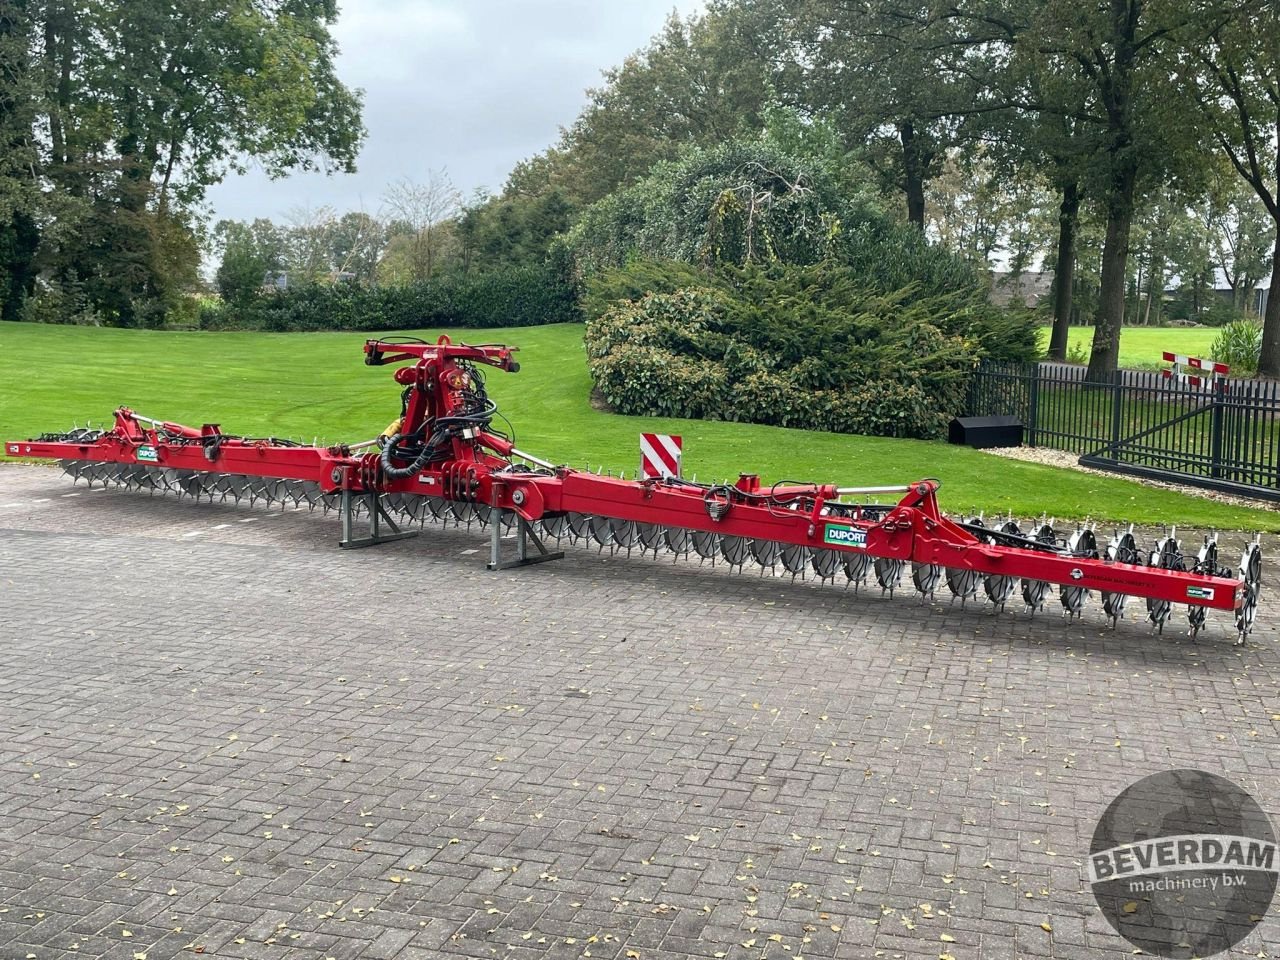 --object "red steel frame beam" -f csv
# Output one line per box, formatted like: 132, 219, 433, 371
6, 336, 1248, 614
